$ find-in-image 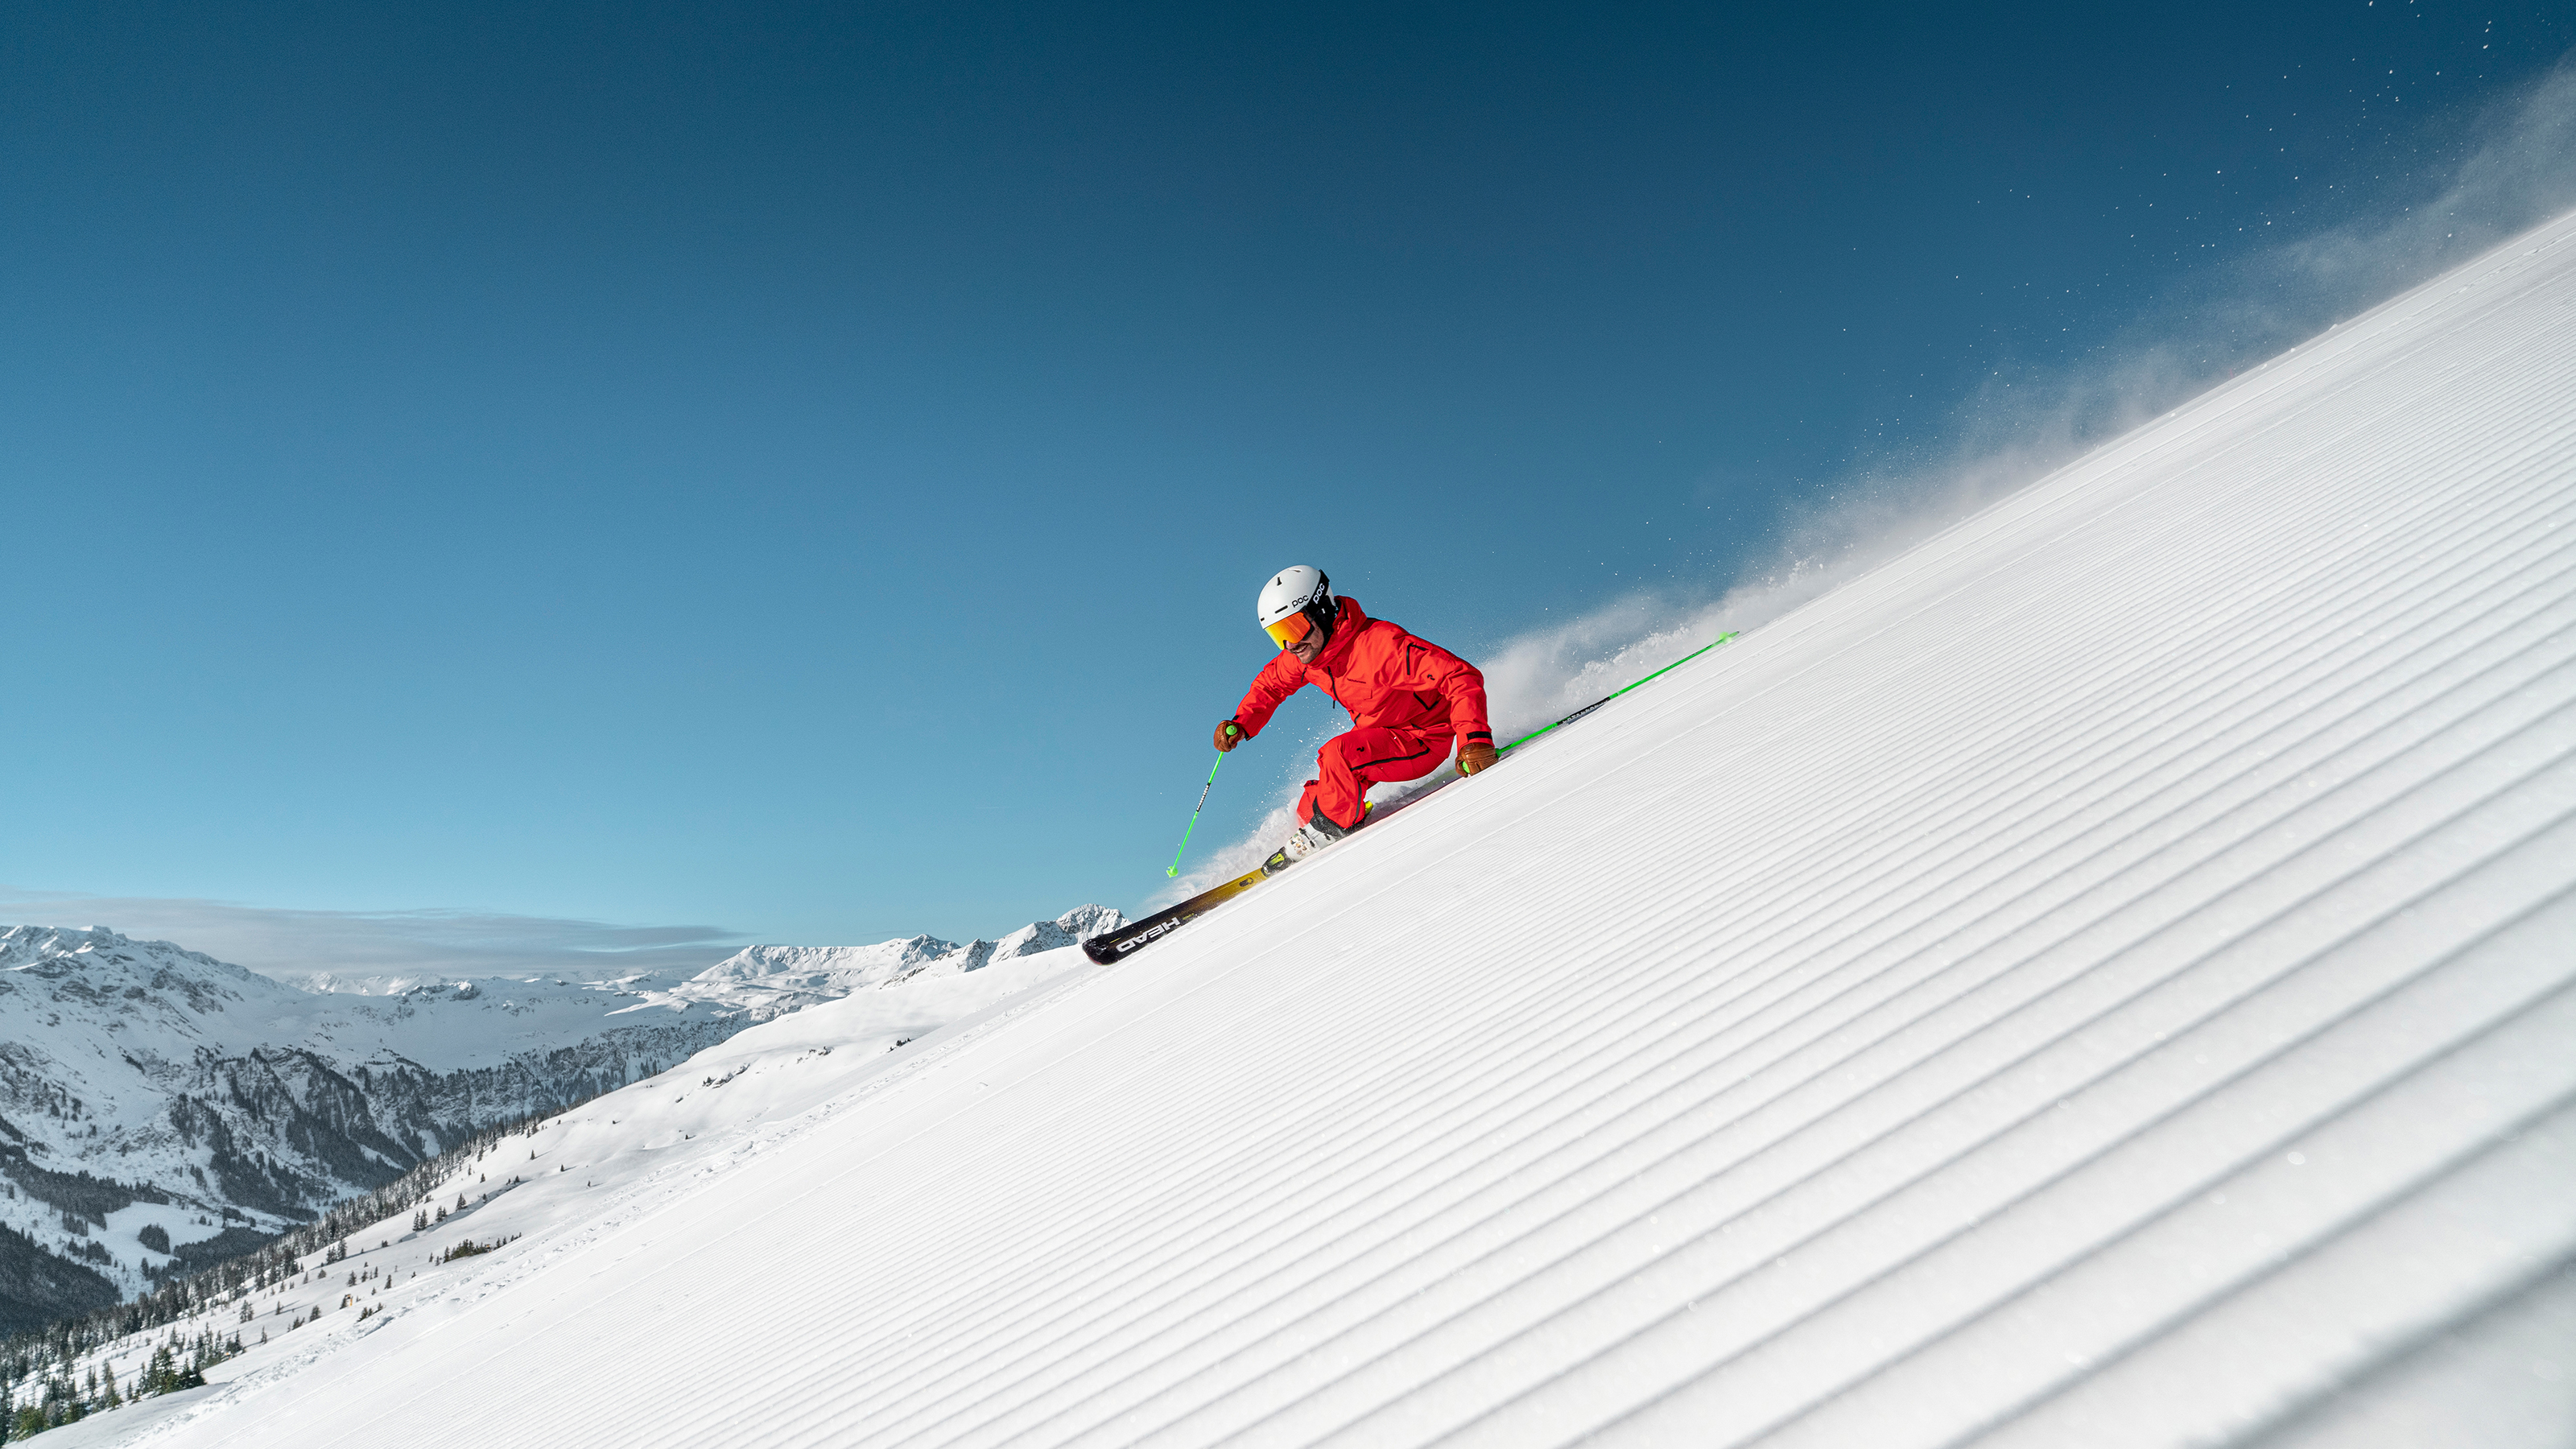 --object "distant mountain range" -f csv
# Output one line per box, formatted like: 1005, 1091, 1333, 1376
0, 906, 1121, 1335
